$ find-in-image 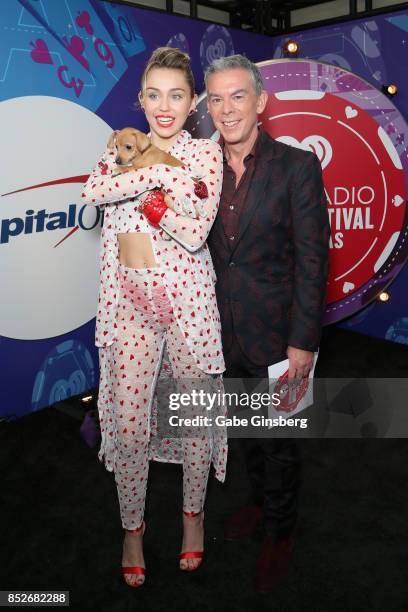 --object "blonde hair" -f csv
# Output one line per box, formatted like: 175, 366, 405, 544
140, 47, 195, 98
